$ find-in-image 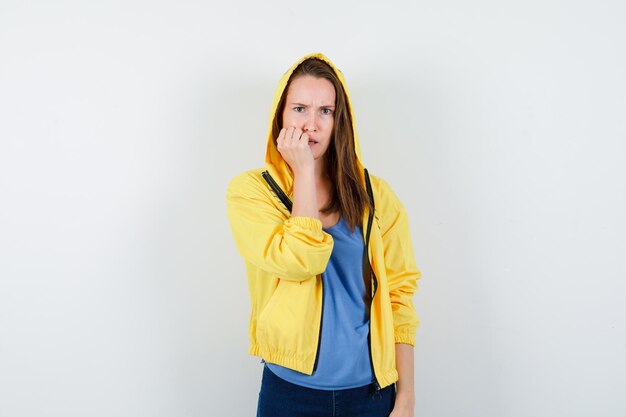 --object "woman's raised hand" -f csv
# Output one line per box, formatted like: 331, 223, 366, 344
276, 126, 314, 175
